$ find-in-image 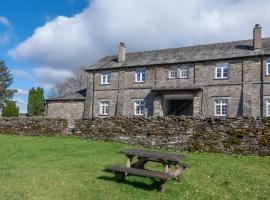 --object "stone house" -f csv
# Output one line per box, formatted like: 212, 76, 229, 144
46, 89, 86, 119
46, 24, 270, 119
